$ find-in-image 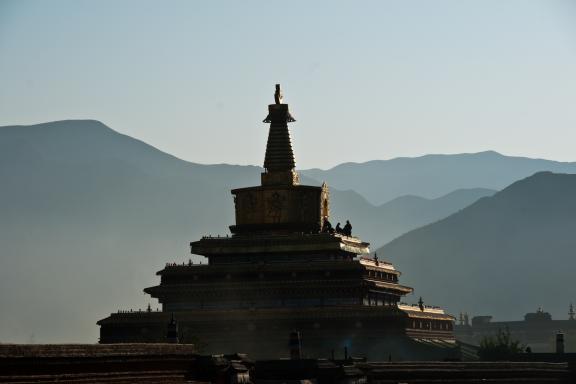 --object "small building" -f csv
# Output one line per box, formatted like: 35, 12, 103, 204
456, 307, 576, 352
